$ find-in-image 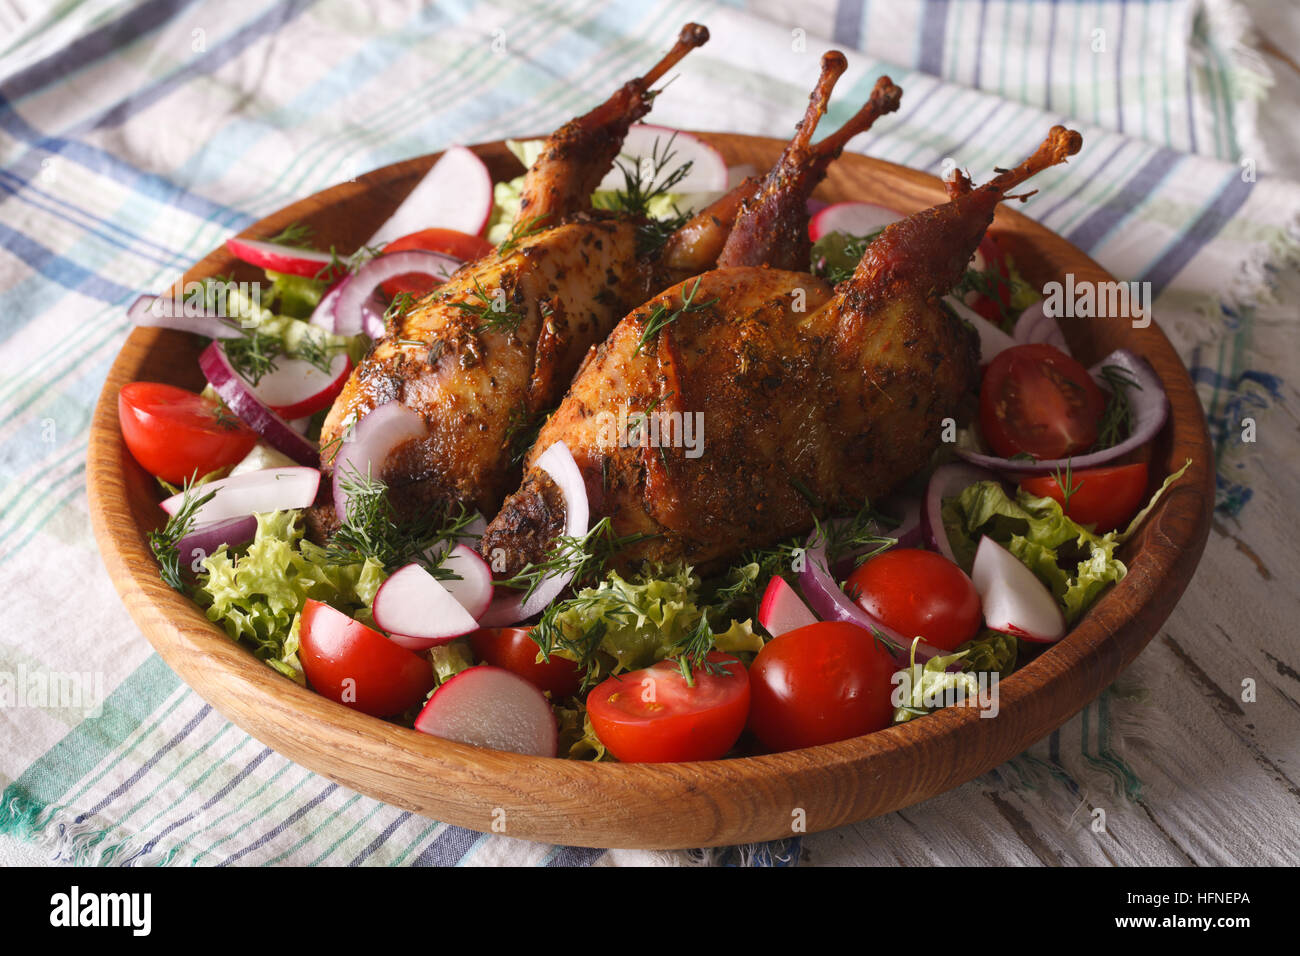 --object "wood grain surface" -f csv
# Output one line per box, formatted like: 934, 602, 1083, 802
85, 134, 1215, 850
